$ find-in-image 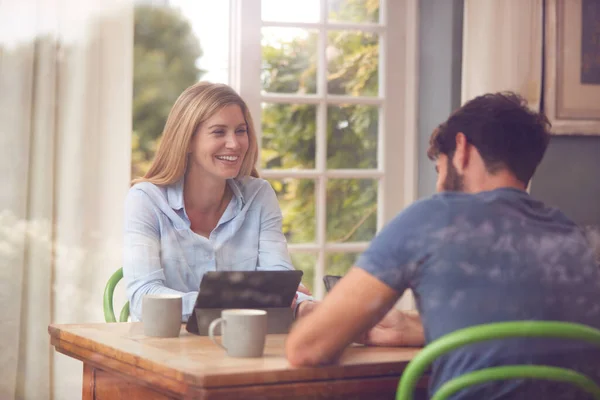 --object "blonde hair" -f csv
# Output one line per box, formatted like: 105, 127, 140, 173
132, 82, 259, 186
